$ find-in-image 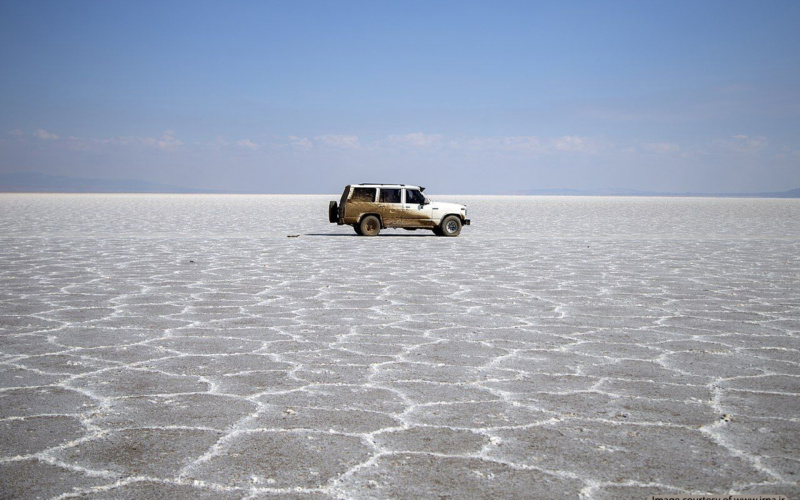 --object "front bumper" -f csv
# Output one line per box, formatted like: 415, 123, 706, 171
463, 219, 471, 225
